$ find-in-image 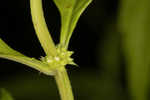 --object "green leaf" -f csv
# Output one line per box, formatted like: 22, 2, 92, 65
53, 0, 92, 48
0, 39, 23, 56
0, 88, 14, 100
0, 38, 55, 76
